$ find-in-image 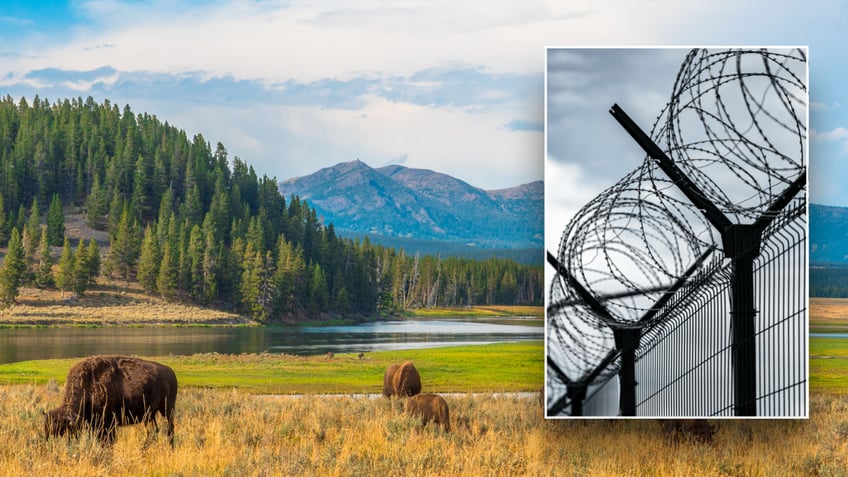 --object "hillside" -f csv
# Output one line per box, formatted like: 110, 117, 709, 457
0, 96, 544, 320
810, 203, 848, 264
277, 160, 543, 249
